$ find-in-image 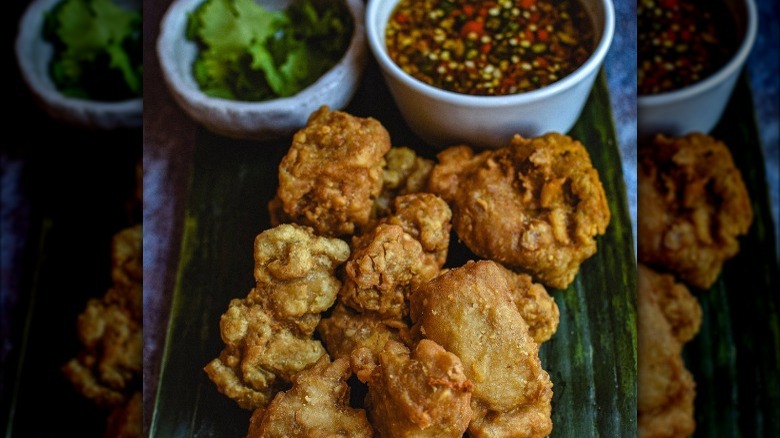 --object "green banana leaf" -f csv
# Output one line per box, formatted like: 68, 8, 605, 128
682, 73, 780, 438
150, 63, 638, 437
